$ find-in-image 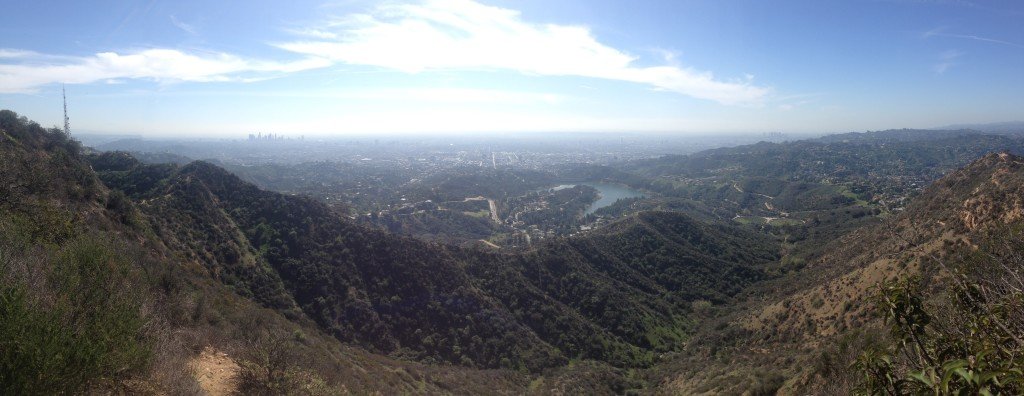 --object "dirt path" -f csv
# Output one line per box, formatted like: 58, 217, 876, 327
189, 347, 240, 396
487, 199, 500, 223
